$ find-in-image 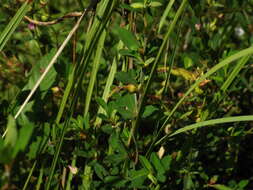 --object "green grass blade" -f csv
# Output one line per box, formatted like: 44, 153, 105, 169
156, 115, 253, 145
94, 41, 123, 127
160, 47, 253, 133
163, 10, 185, 95
221, 55, 250, 91
45, 1, 118, 189
149, 47, 253, 151
0, 1, 31, 51
22, 161, 37, 190
84, 30, 106, 116
158, 0, 175, 34
55, 67, 76, 124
